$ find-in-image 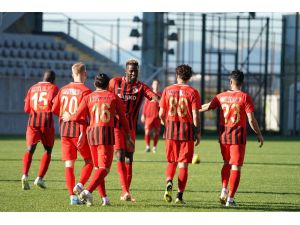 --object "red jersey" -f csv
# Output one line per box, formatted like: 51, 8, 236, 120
142, 91, 162, 123
24, 82, 58, 128
209, 90, 255, 144
160, 84, 201, 141
52, 82, 92, 138
70, 90, 130, 146
108, 77, 156, 131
